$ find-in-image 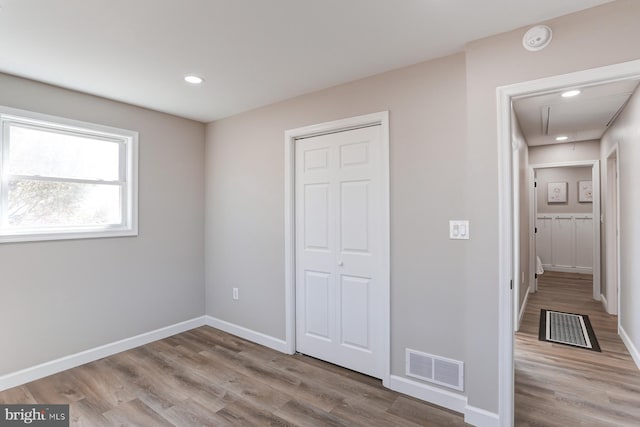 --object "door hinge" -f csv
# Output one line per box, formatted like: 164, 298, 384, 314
535, 273, 538, 279
535, 227, 538, 234
510, 279, 513, 290
534, 181, 537, 188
